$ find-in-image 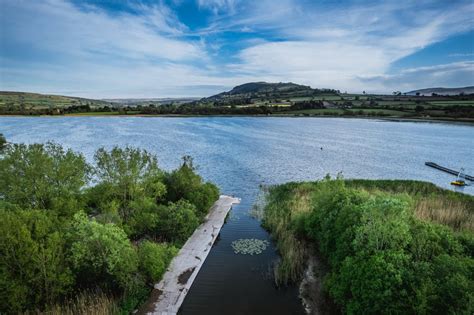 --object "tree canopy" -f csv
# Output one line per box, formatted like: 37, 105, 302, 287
0, 143, 220, 313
